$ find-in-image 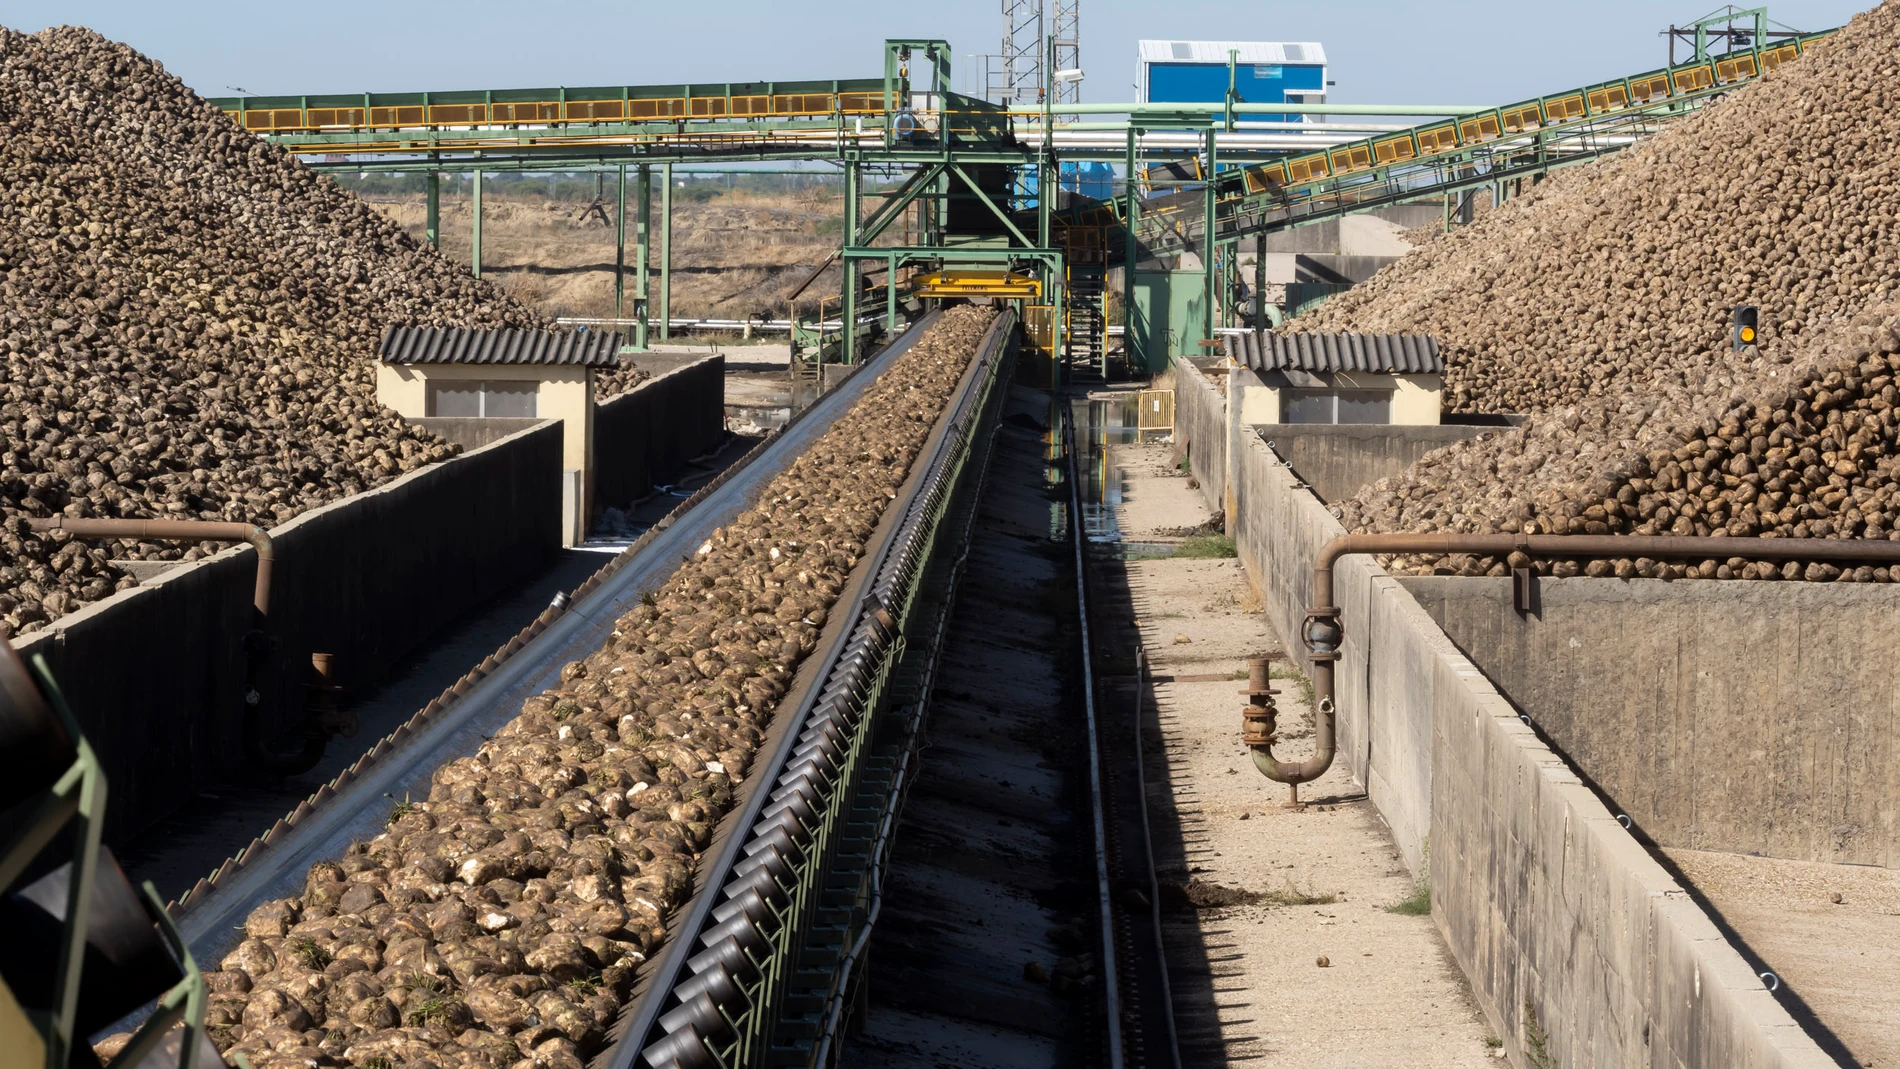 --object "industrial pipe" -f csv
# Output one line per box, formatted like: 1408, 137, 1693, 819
27, 516, 273, 620
25, 516, 325, 775
1253, 533, 1900, 797
1007, 102, 1493, 117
